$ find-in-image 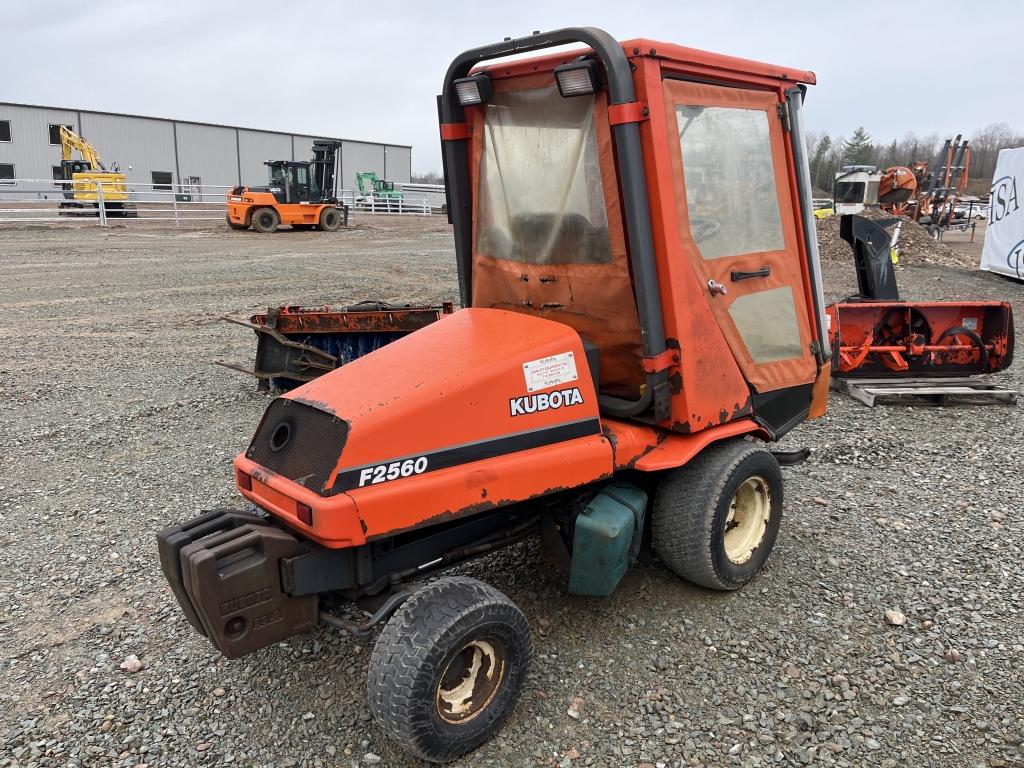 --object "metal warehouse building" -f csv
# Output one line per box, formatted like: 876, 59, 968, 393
0, 101, 411, 193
